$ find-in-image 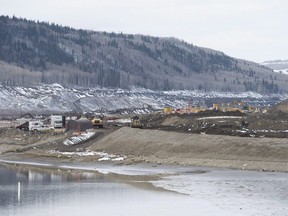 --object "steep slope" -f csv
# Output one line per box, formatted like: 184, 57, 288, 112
1, 15, 288, 93
0, 83, 284, 114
